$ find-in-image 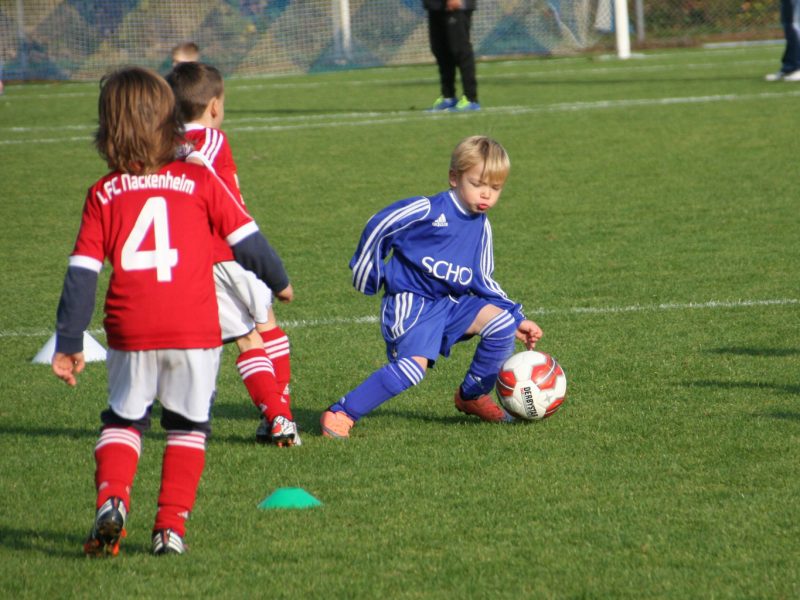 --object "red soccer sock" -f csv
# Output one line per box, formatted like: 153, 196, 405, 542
94, 426, 142, 511
153, 431, 206, 538
236, 347, 288, 421
260, 327, 292, 416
